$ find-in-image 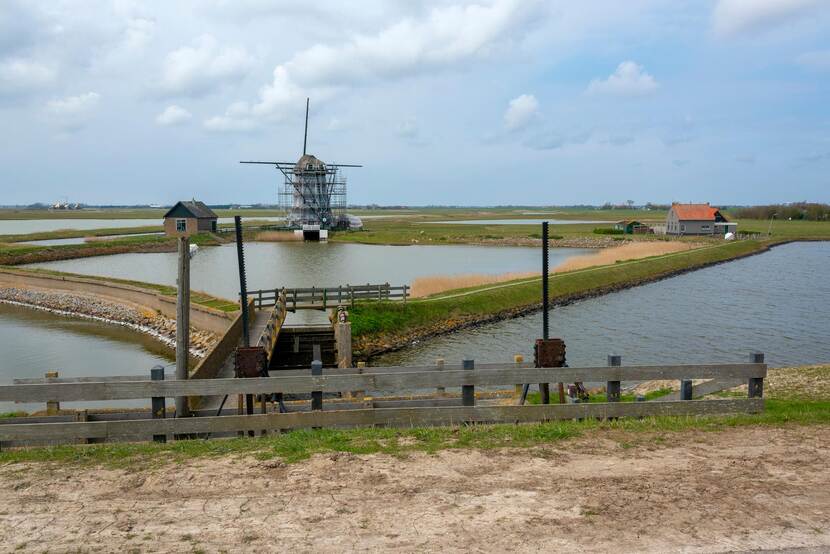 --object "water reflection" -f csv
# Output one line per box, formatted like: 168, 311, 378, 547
0, 303, 173, 412
378, 242, 830, 369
